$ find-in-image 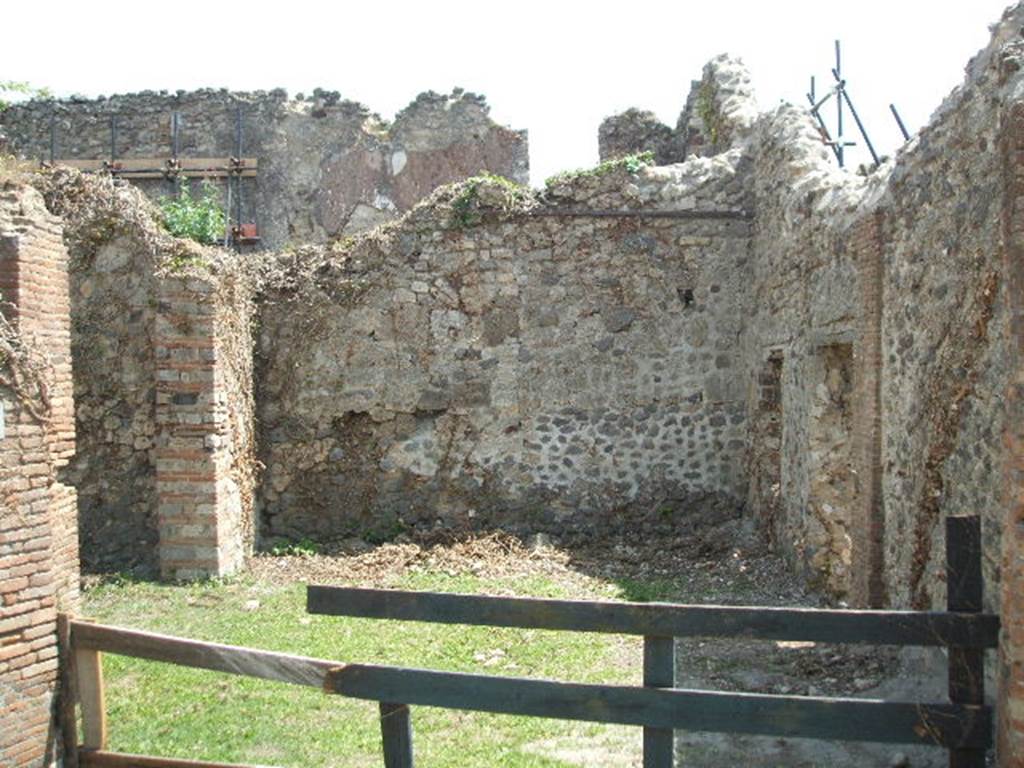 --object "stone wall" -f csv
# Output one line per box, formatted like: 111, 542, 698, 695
741, 11, 1016, 617
38, 169, 256, 578
599, 55, 758, 165
744, 107, 865, 601
1, 88, 529, 249
598, 109, 686, 166
255, 158, 752, 544
0, 184, 79, 767
997, 76, 1024, 768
